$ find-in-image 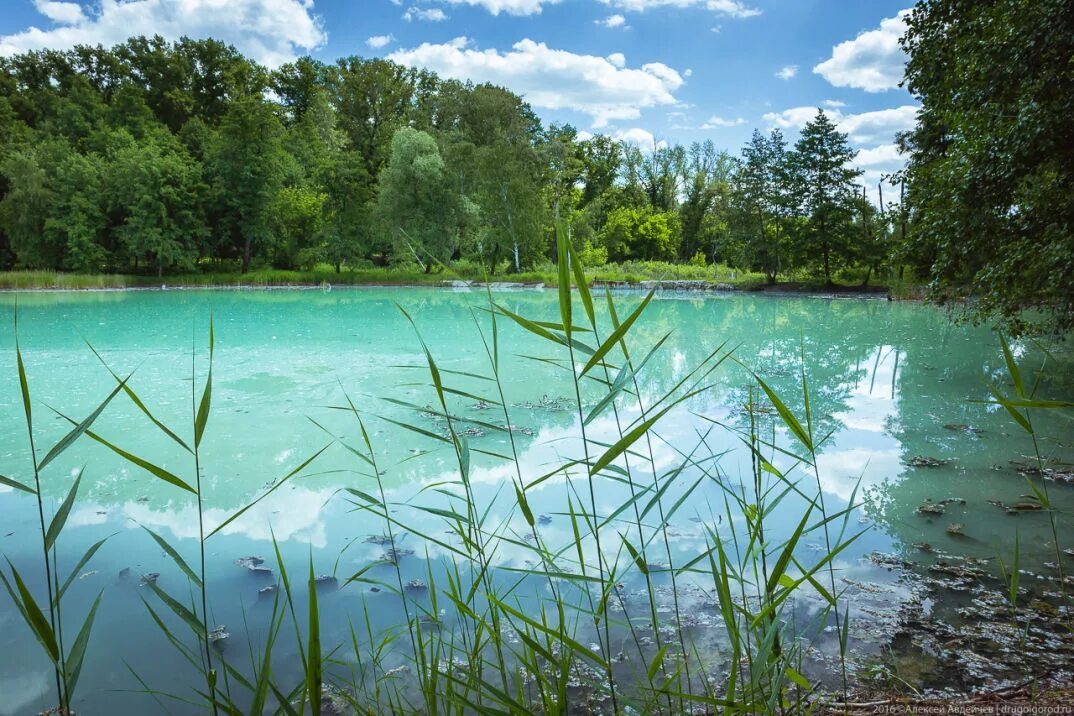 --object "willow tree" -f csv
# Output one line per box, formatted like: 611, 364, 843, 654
377, 127, 476, 271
